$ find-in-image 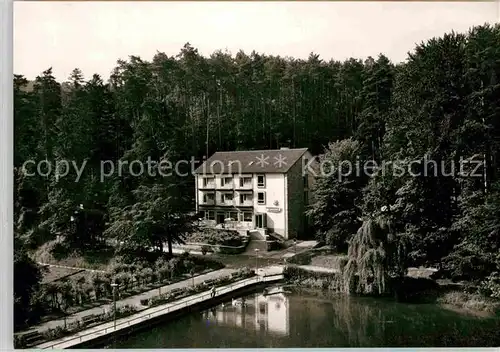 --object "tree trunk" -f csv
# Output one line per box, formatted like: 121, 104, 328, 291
167, 237, 173, 256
